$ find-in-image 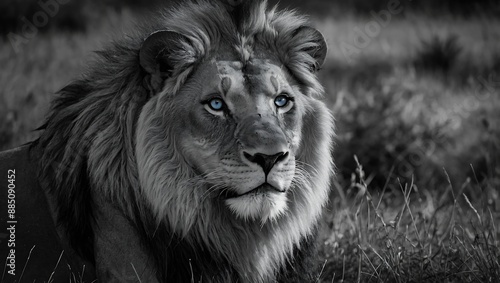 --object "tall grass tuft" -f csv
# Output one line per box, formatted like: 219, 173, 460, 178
318, 158, 500, 282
